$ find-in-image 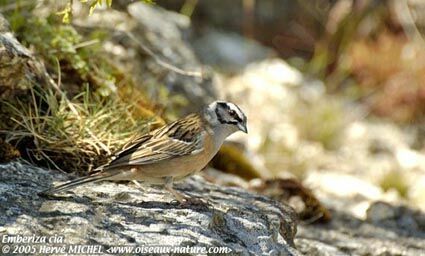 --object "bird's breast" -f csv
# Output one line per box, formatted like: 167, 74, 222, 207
130, 131, 219, 180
